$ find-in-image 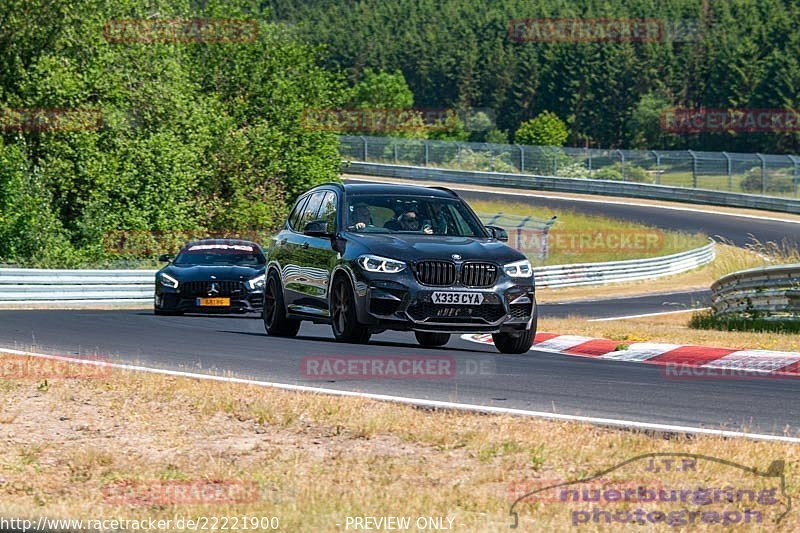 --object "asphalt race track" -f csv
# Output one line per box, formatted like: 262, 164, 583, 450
1, 308, 798, 437
1, 185, 798, 439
